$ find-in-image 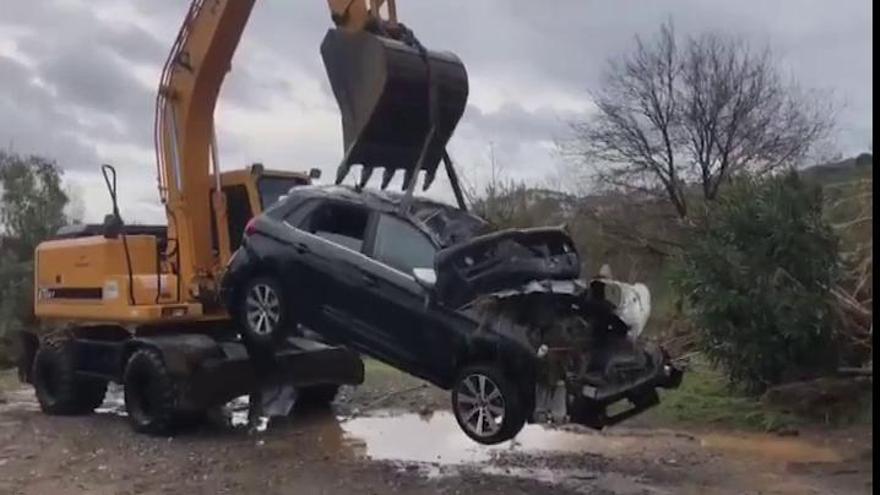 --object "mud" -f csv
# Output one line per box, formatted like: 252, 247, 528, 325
0, 366, 873, 495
